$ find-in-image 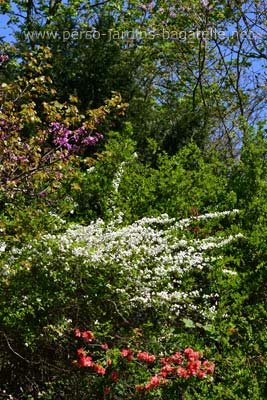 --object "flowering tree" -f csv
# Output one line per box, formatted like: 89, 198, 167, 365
0, 46, 127, 199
